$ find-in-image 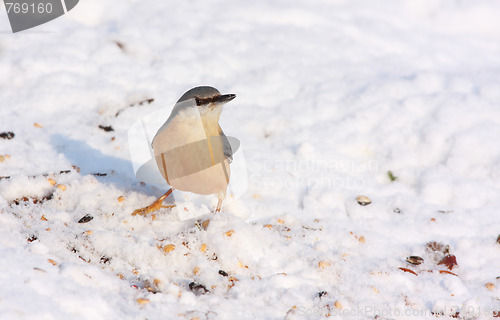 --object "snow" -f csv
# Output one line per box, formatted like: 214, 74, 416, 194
1, 0, 500, 319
